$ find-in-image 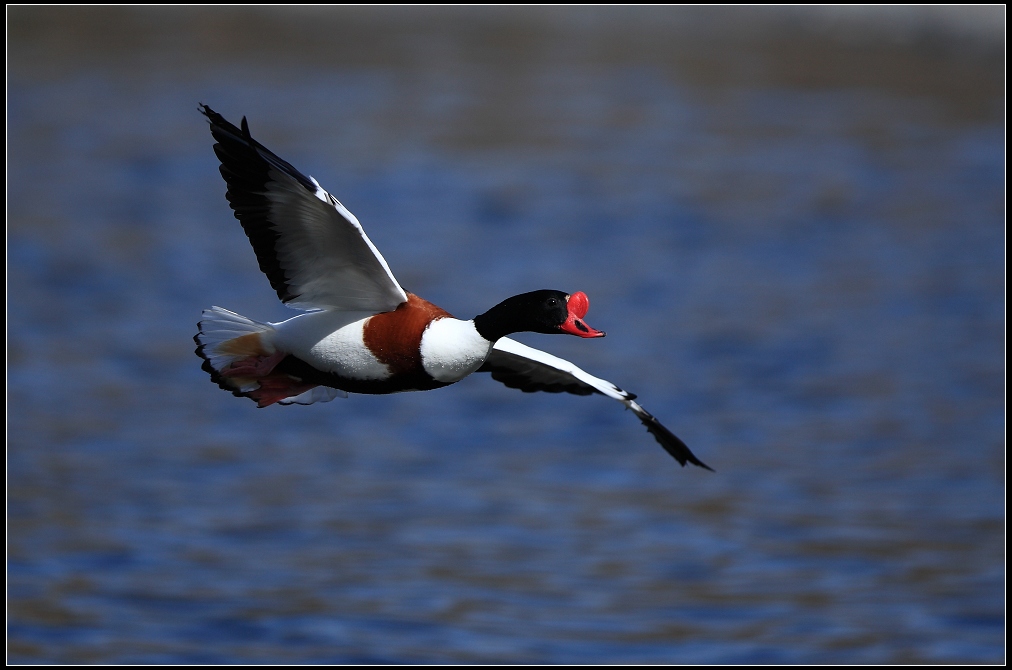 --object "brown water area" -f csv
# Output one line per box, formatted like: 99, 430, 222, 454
8, 7, 1004, 663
